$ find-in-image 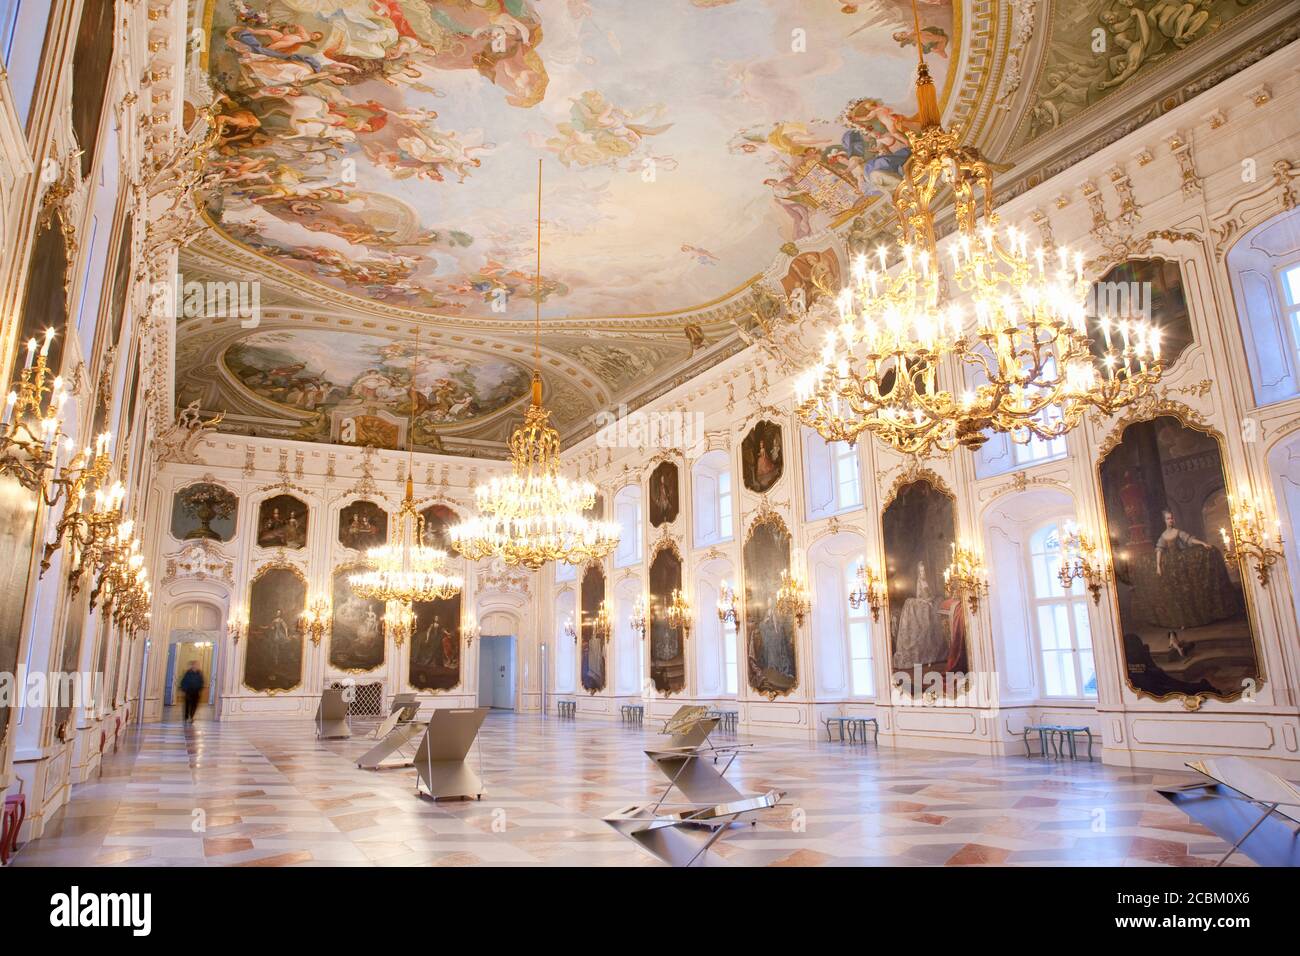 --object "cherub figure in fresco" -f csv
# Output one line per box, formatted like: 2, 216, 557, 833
1149, 0, 1214, 48
545, 90, 672, 169
1098, 2, 1159, 91
892, 25, 949, 58
681, 243, 719, 265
